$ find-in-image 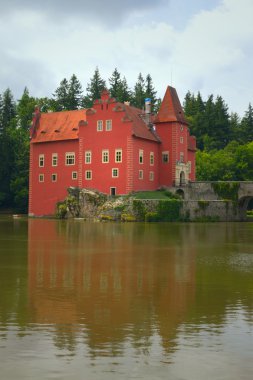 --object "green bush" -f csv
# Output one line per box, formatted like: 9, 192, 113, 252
145, 212, 160, 222
132, 199, 146, 220
157, 199, 182, 221
56, 202, 67, 219
121, 213, 136, 222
